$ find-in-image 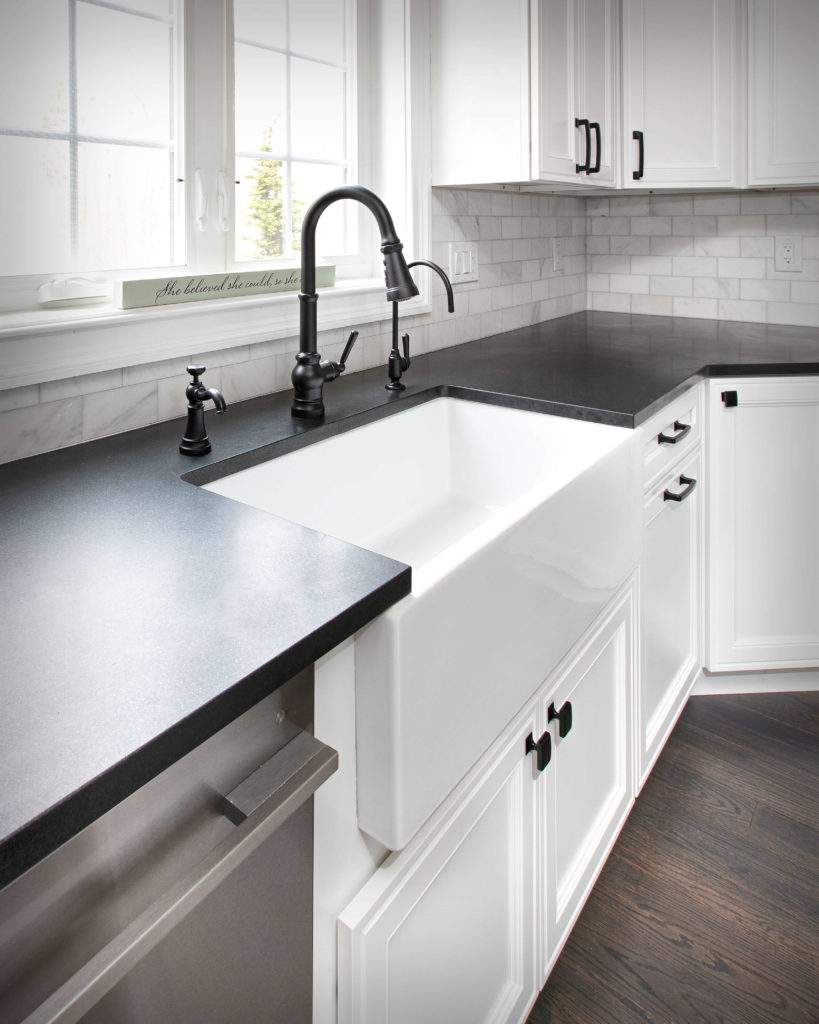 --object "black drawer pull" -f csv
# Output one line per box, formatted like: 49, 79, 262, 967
548, 700, 573, 739
663, 475, 697, 503
575, 118, 591, 173
657, 420, 692, 445
632, 129, 644, 180
525, 730, 552, 772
